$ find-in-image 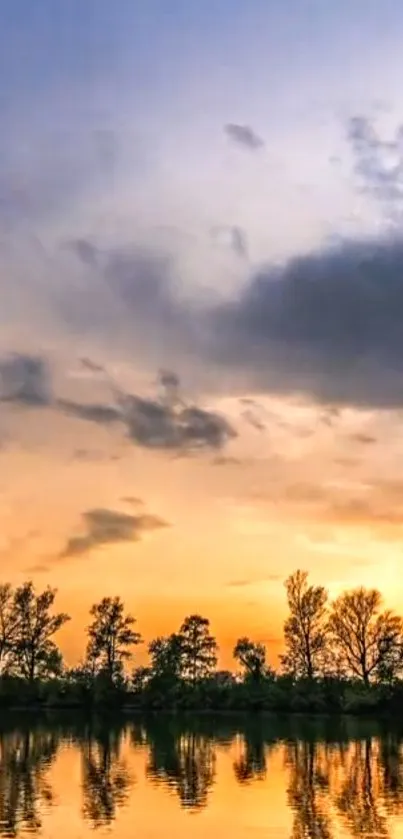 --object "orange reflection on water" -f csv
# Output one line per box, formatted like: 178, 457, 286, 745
1, 717, 403, 838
